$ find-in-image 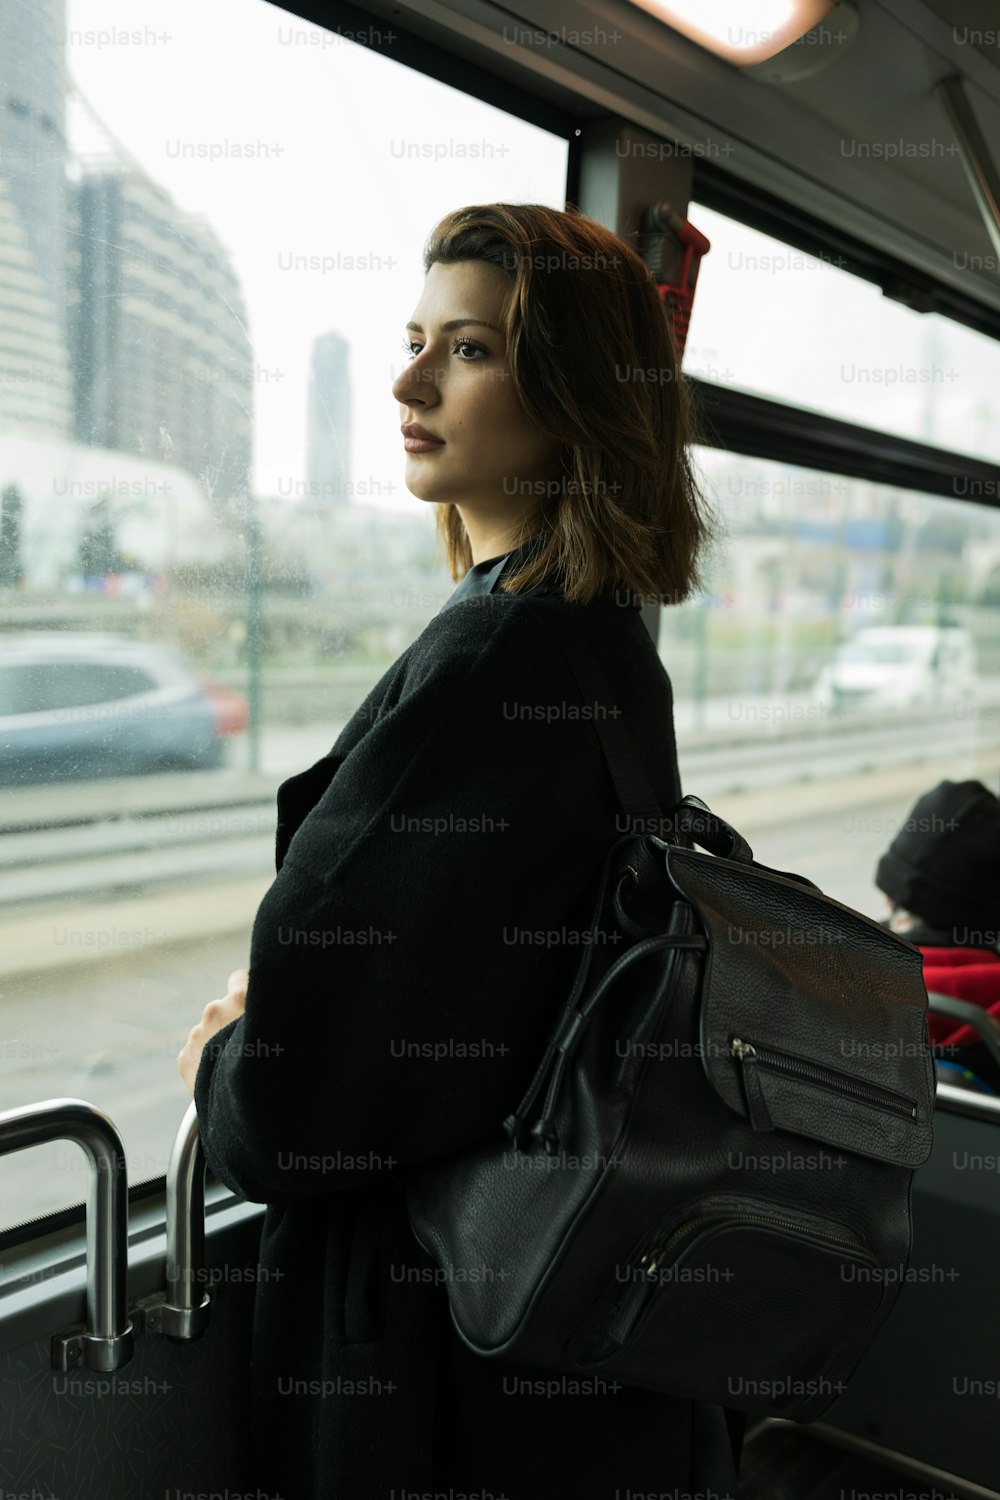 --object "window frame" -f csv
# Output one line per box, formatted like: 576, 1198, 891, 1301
690, 378, 1000, 505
